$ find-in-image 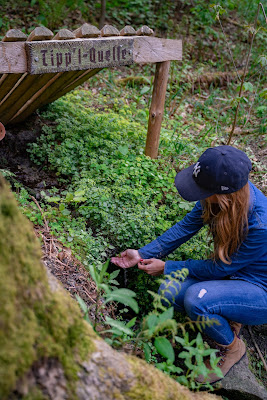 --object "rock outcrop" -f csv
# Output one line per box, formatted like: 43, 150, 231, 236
216, 355, 267, 400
